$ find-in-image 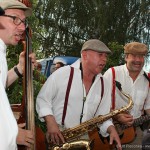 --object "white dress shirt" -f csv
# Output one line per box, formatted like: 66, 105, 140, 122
0, 39, 18, 150
104, 64, 150, 119
36, 59, 114, 137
